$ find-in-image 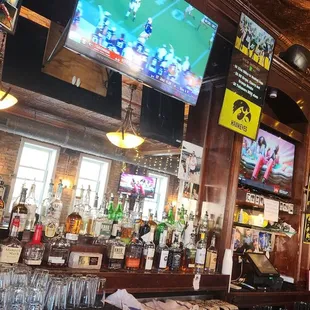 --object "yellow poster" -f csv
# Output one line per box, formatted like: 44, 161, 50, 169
218, 88, 262, 140
303, 214, 310, 244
